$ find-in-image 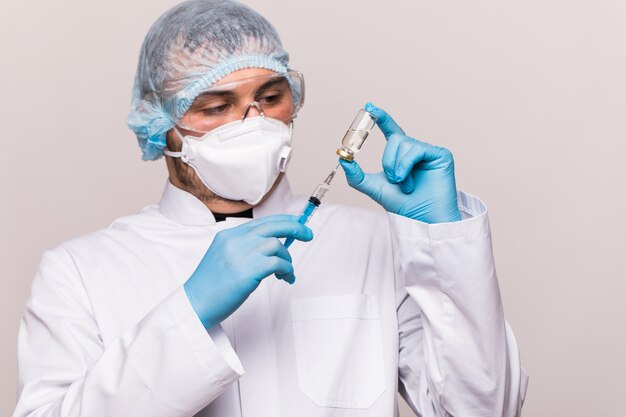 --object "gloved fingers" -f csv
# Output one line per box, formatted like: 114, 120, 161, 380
265, 257, 295, 284
426, 146, 455, 171
259, 238, 292, 264
242, 214, 299, 229
365, 102, 406, 139
275, 271, 296, 284
381, 133, 405, 183
394, 142, 439, 183
395, 135, 417, 193
399, 174, 415, 194
339, 159, 382, 203
253, 220, 314, 241
394, 140, 415, 179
